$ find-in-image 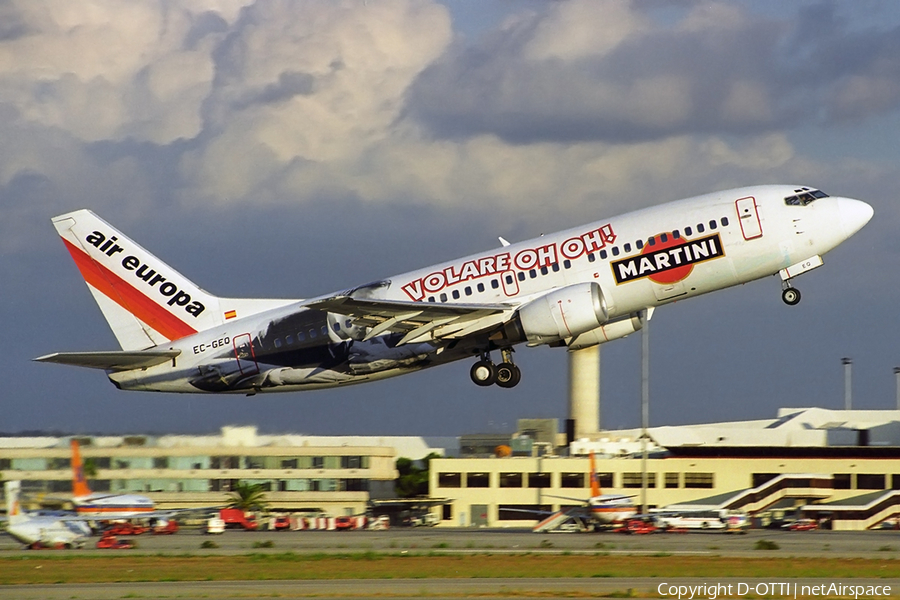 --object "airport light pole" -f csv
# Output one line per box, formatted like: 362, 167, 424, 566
842, 358, 852, 411
894, 367, 900, 411
640, 308, 650, 514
